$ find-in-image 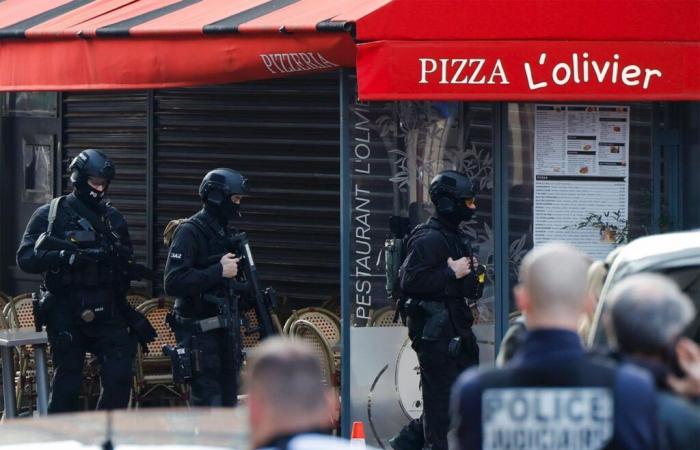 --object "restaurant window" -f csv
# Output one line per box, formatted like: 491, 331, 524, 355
22, 135, 55, 203
4, 92, 57, 117
350, 101, 496, 358
347, 99, 497, 446
506, 103, 655, 314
